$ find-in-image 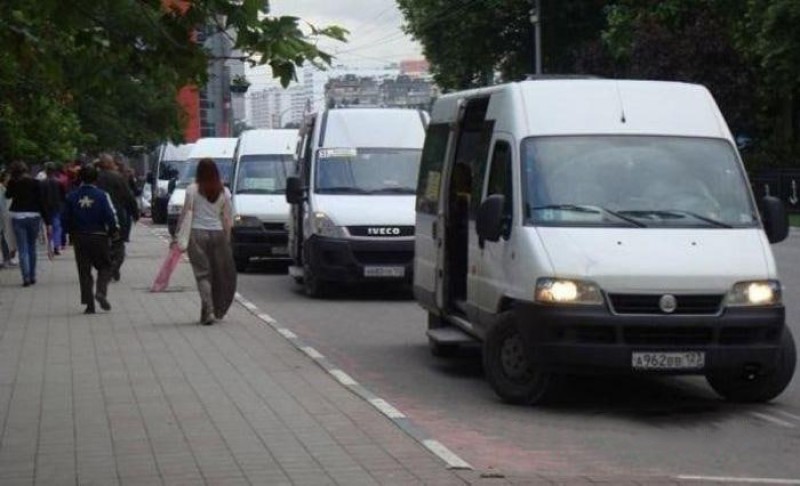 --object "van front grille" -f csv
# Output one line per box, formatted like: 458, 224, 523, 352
609, 294, 724, 315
